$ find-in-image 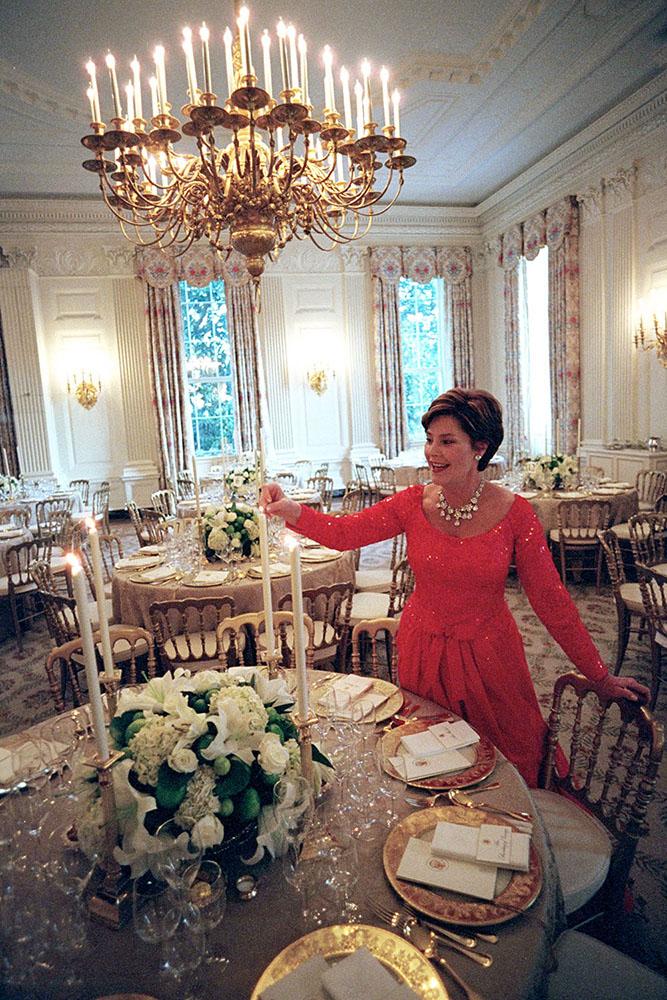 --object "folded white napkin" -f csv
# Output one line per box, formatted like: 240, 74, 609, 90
432, 821, 530, 872
399, 731, 444, 758
137, 564, 177, 583
247, 562, 291, 578
390, 747, 470, 781
188, 569, 229, 585
261, 954, 328, 1000
428, 719, 479, 751
319, 675, 374, 713
321, 948, 419, 1000
397, 836, 498, 901
115, 556, 160, 570
135, 544, 165, 555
